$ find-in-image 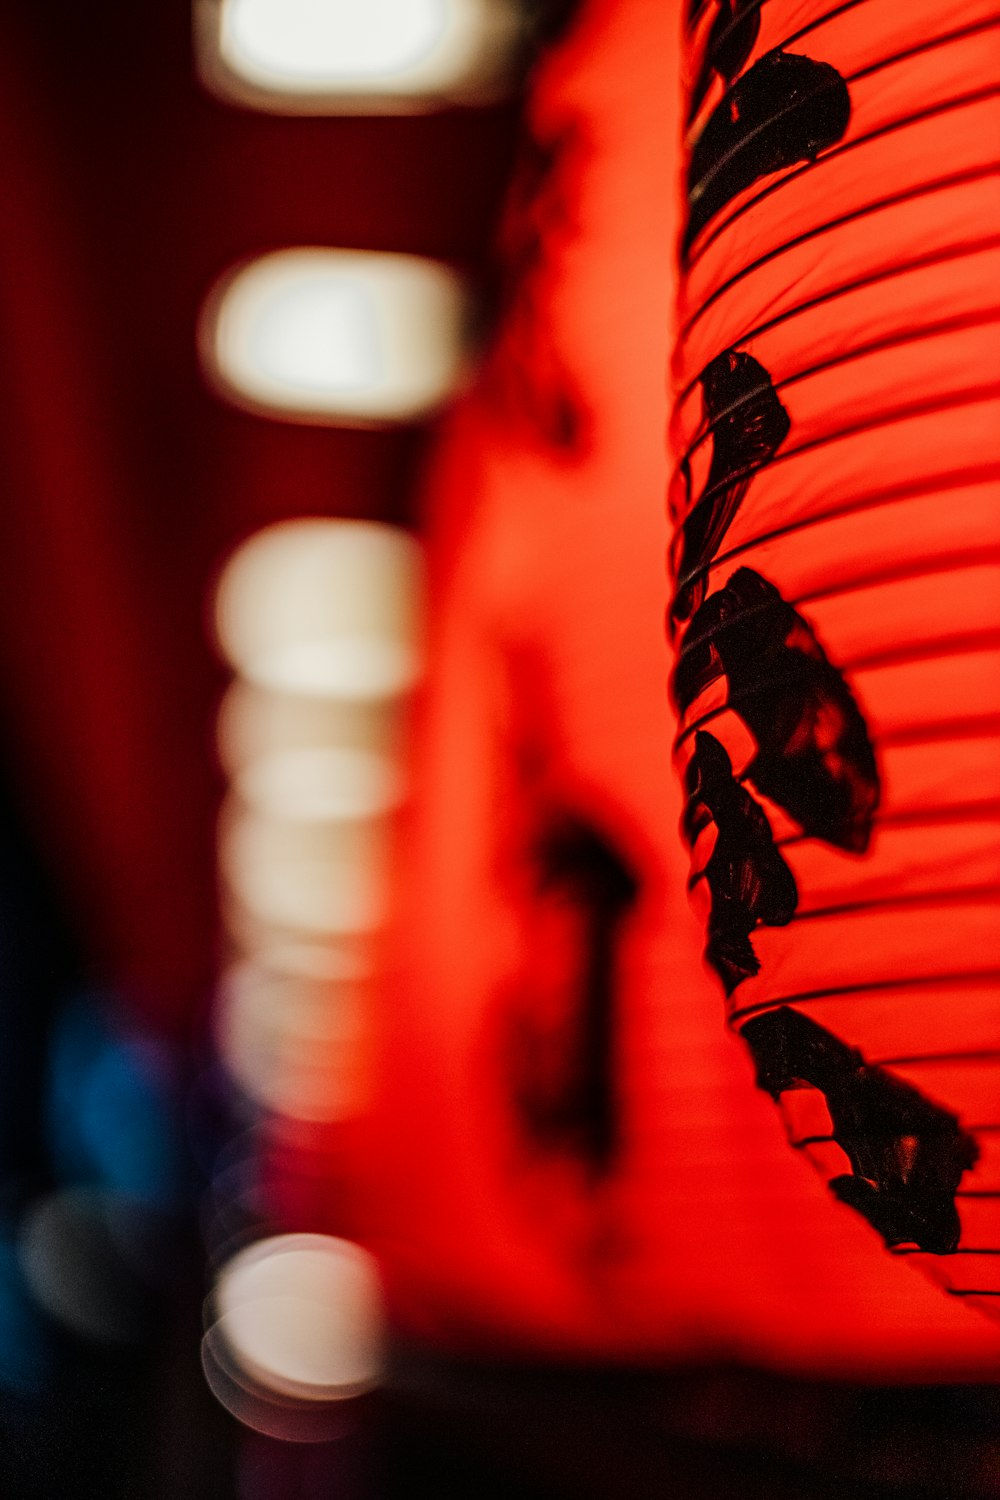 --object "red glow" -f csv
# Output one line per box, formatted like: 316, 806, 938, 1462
370, 0, 1000, 1376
